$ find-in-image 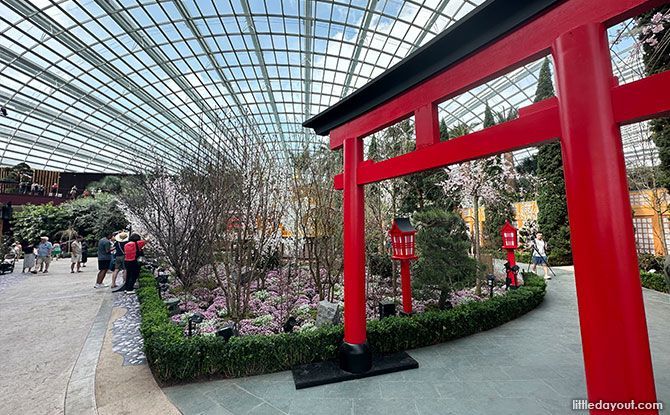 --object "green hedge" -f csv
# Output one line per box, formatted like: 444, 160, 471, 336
138, 271, 546, 384
640, 271, 670, 293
